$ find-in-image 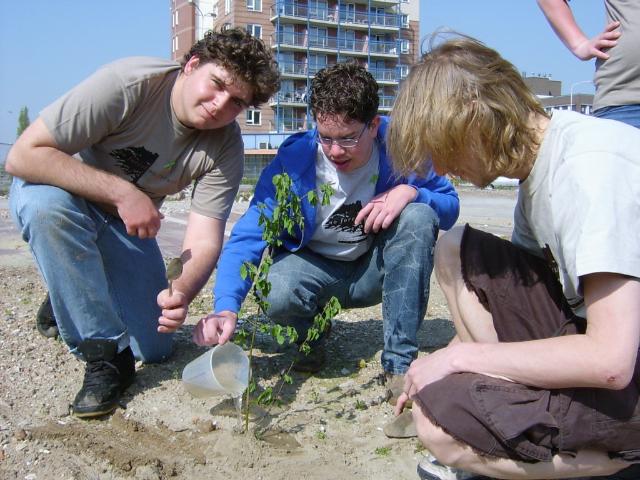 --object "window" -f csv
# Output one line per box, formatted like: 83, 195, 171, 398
400, 39, 409, 54
246, 109, 262, 125
225, 0, 231, 15
339, 3, 355, 23
308, 27, 328, 48
172, 36, 179, 53
222, 22, 232, 31
247, 24, 262, 39
246, 0, 262, 12
401, 14, 409, 28
308, 54, 327, 74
